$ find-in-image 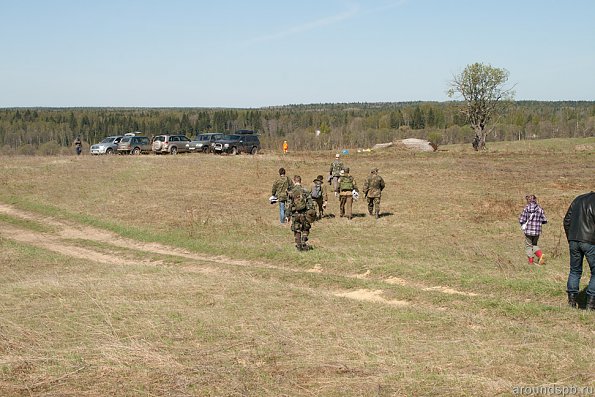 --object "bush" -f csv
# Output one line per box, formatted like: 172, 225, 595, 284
37, 140, 62, 156
17, 144, 36, 155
